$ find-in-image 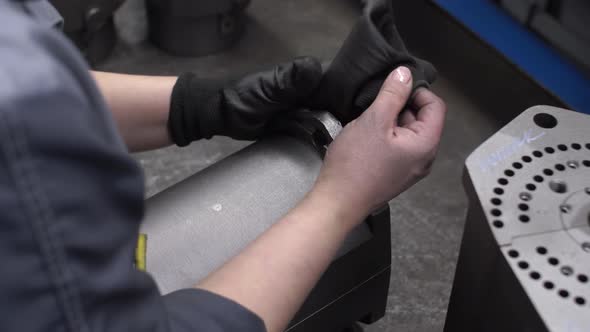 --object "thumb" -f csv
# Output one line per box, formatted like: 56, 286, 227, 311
367, 66, 413, 126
